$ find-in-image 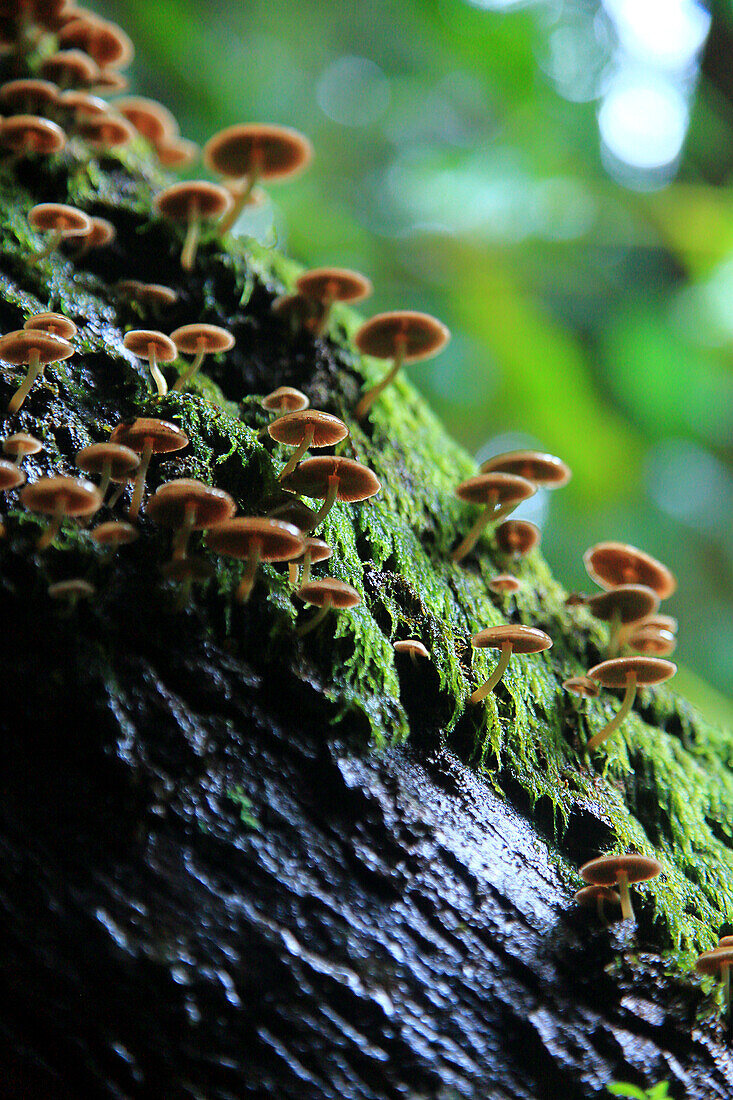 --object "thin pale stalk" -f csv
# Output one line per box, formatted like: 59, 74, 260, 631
29, 228, 62, 264
296, 596, 333, 637
236, 542, 261, 602
37, 497, 66, 551
172, 502, 197, 561
289, 562, 301, 587
147, 343, 168, 398
278, 425, 315, 480
306, 475, 339, 532
180, 207, 200, 271
617, 871, 634, 922
129, 438, 153, 520
171, 343, 206, 392
469, 643, 512, 704
355, 344, 405, 420
219, 169, 260, 236
97, 459, 113, 500
8, 347, 42, 413
586, 673, 637, 753
300, 549, 313, 587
